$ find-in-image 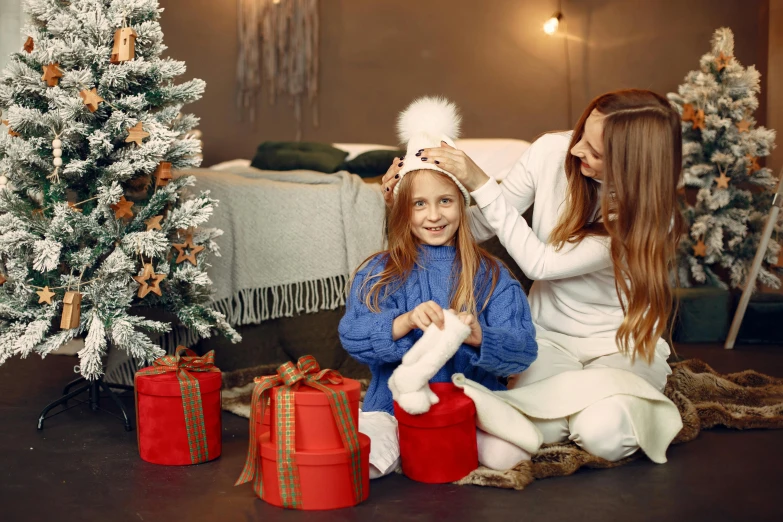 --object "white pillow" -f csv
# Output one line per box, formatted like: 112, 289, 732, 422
454, 139, 531, 181
332, 143, 399, 161
209, 159, 252, 171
